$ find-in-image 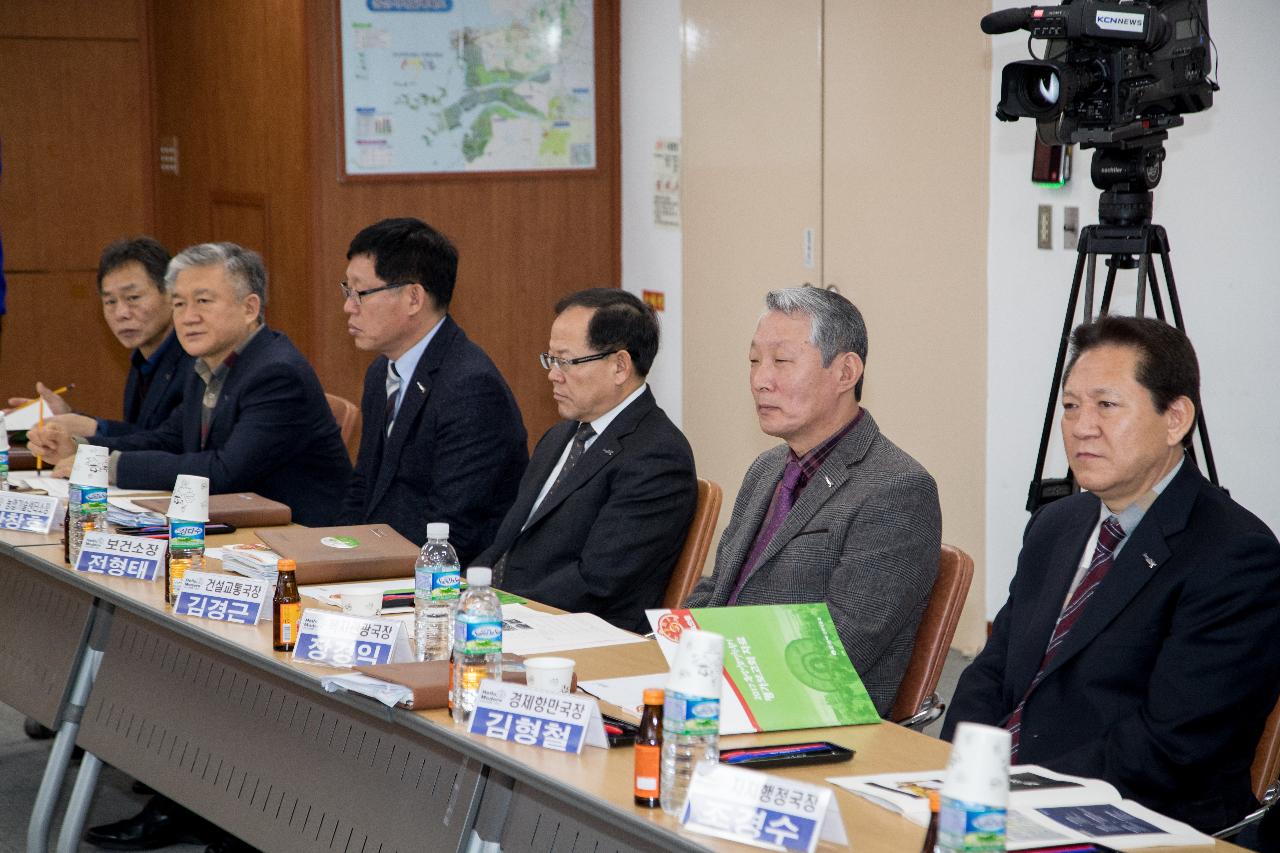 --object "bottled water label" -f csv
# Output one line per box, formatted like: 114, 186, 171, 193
71, 484, 108, 512
0, 450, 9, 477
169, 519, 206, 551
663, 691, 720, 736
425, 566, 461, 602
454, 614, 502, 654
938, 796, 1006, 853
